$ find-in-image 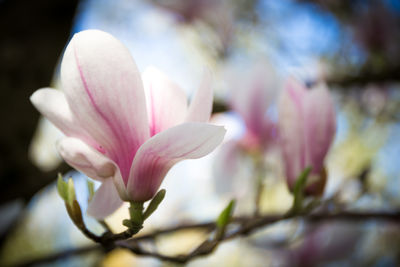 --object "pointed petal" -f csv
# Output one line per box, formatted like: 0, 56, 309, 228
61, 29, 149, 179
185, 69, 213, 122
127, 122, 226, 202
303, 84, 336, 173
30, 88, 99, 147
142, 67, 187, 136
57, 137, 117, 182
278, 83, 306, 188
87, 178, 124, 219
30, 88, 77, 136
